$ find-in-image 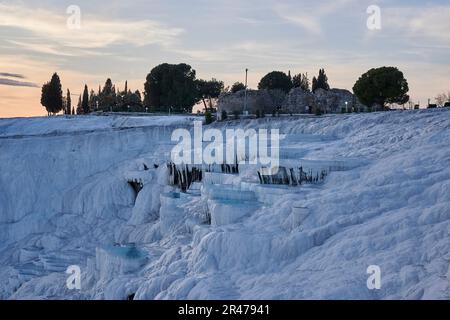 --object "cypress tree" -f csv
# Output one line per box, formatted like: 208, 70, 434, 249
66, 89, 71, 115
316, 69, 330, 91
82, 85, 90, 114
76, 95, 83, 115
312, 77, 318, 93
40, 73, 63, 115
292, 73, 310, 91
